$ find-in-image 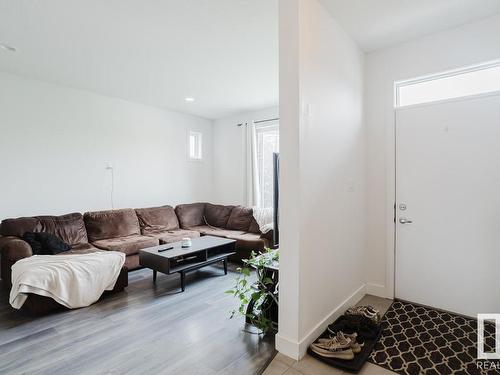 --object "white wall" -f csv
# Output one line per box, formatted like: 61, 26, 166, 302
277, 0, 366, 359
364, 14, 500, 298
0, 72, 214, 218
212, 106, 278, 205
